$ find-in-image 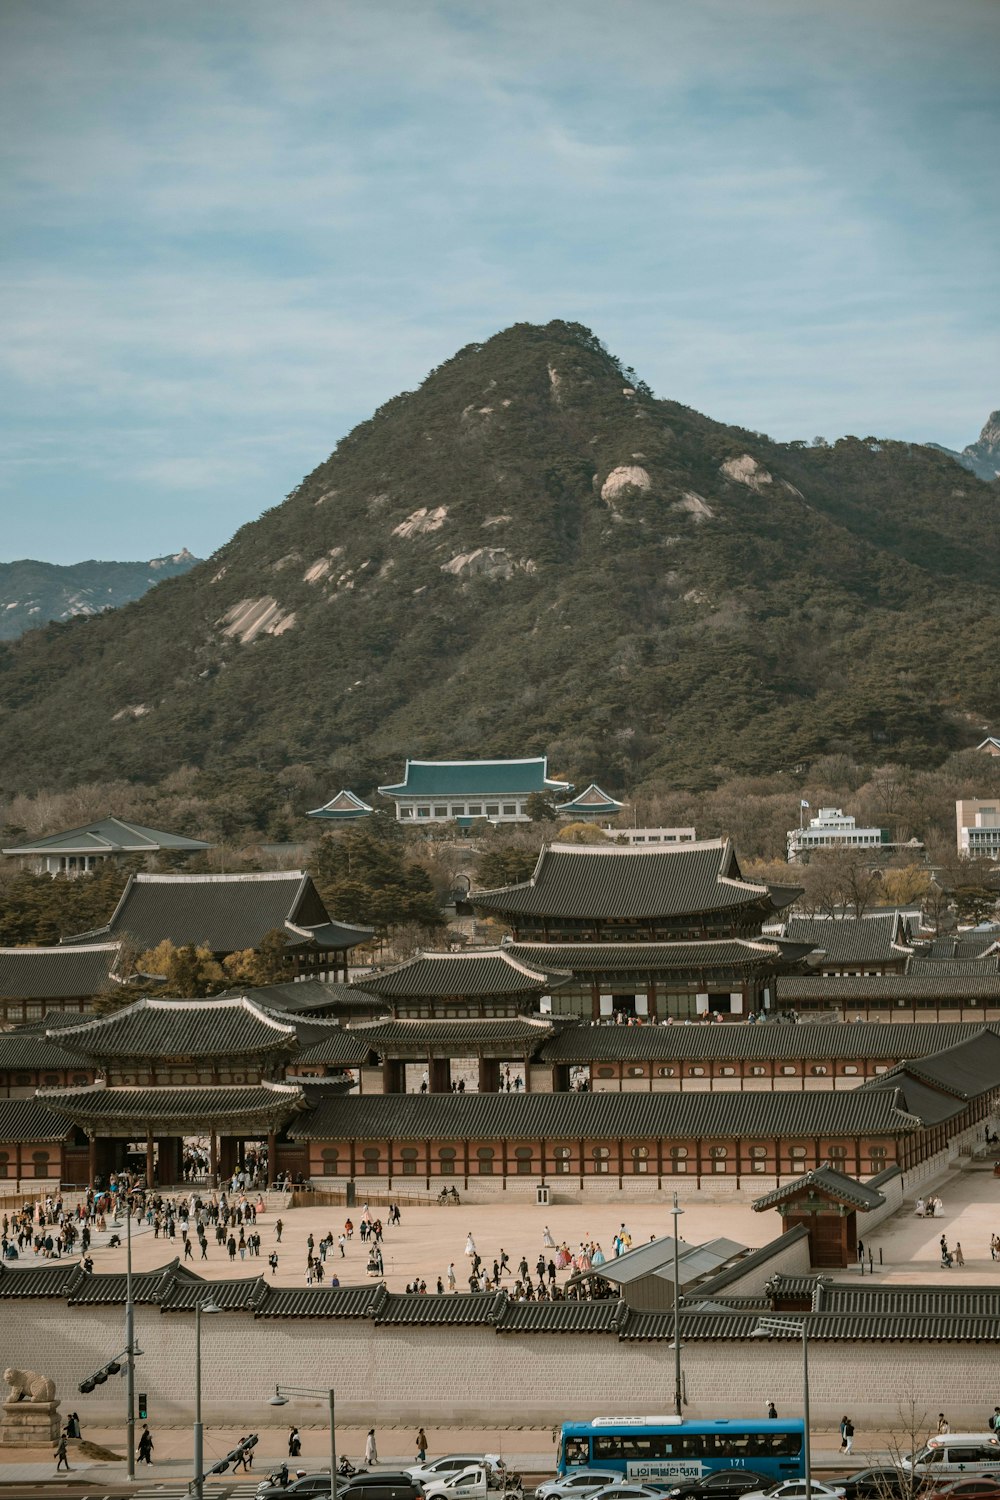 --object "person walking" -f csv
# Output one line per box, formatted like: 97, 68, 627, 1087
447, 1262, 456, 1292
841, 1417, 854, 1454
416, 1428, 428, 1462
989, 1408, 1000, 1434
288, 1427, 301, 1458
857, 1239, 864, 1265
275, 1217, 283, 1243
938, 1415, 950, 1435
767, 1402, 778, 1421
137, 1425, 154, 1465
55, 1429, 71, 1471
955, 1242, 965, 1267
365, 1429, 378, 1466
